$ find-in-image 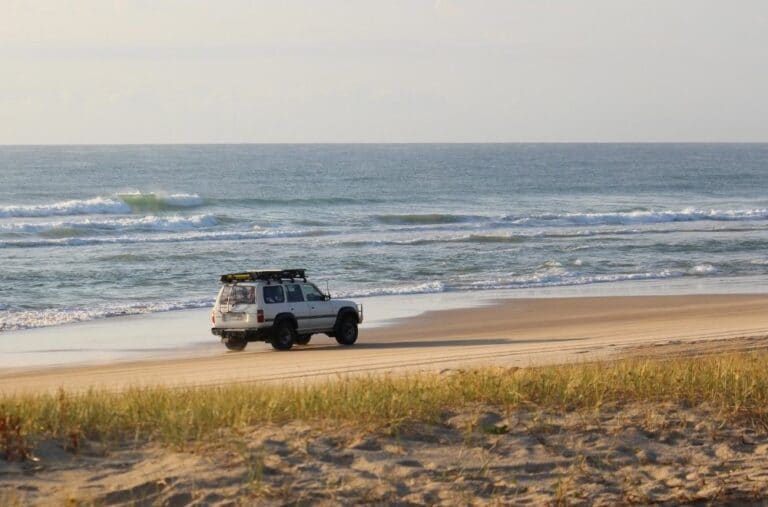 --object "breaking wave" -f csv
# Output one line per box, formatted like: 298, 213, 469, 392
0, 299, 213, 332
0, 192, 204, 218
118, 192, 205, 211
689, 263, 718, 275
